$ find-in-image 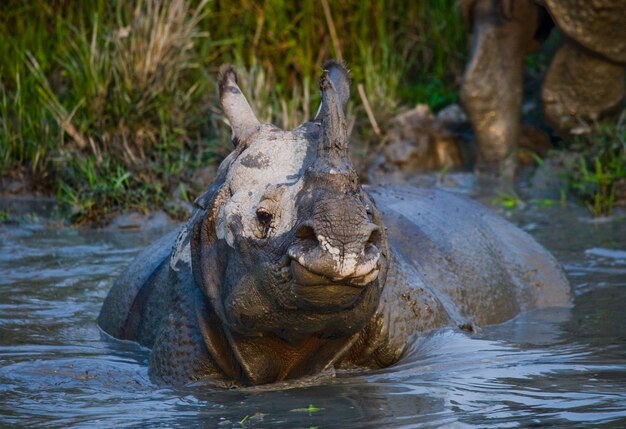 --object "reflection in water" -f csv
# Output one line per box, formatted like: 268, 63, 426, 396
1, 204, 625, 428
